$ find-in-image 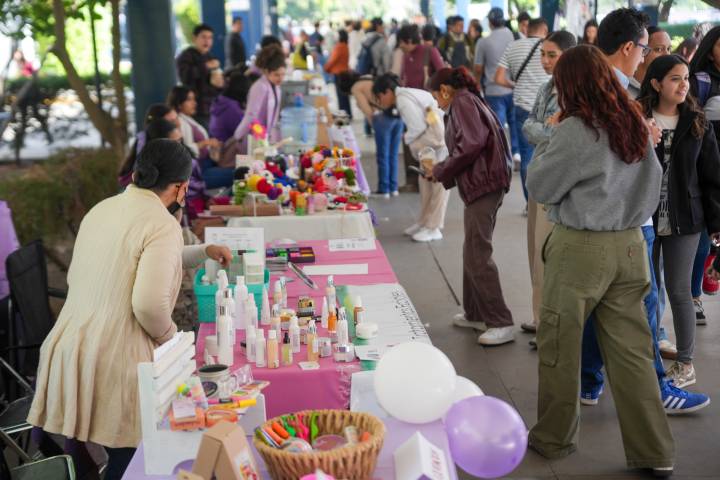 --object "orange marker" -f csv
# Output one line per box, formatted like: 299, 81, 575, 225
263, 426, 284, 444
272, 421, 290, 439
